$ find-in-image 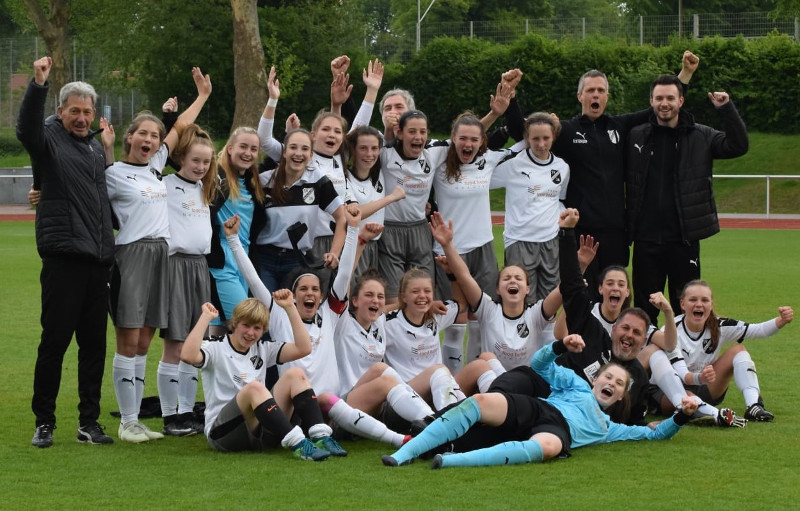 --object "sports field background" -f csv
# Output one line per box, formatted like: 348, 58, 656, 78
0, 221, 797, 510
